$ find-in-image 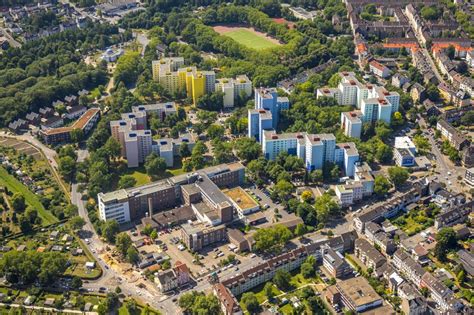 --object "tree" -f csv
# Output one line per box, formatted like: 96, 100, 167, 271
118, 175, 137, 189
179, 142, 191, 158
102, 220, 119, 243
59, 156, 76, 180
206, 124, 225, 140
145, 153, 167, 176
273, 269, 291, 291
273, 179, 294, 201
388, 166, 409, 188
328, 73, 342, 87
427, 84, 440, 102
264, 282, 274, 300
375, 142, 393, 163
413, 135, 431, 154
391, 112, 404, 127
446, 45, 455, 59
241, 292, 260, 314
253, 224, 293, 254
125, 300, 138, 314
68, 216, 85, 231
116, 232, 132, 257
234, 137, 261, 162
314, 193, 340, 224
310, 169, 323, 183
11, 193, 26, 212
374, 175, 391, 196
457, 270, 466, 284
70, 128, 84, 143
150, 230, 158, 240
295, 223, 307, 236
126, 246, 140, 264
301, 261, 315, 278
71, 276, 83, 290
178, 291, 220, 314
18, 215, 32, 233
104, 137, 122, 161
114, 51, 141, 86
375, 121, 392, 139
434, 227, 457, 262
421, 6, 440, 20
